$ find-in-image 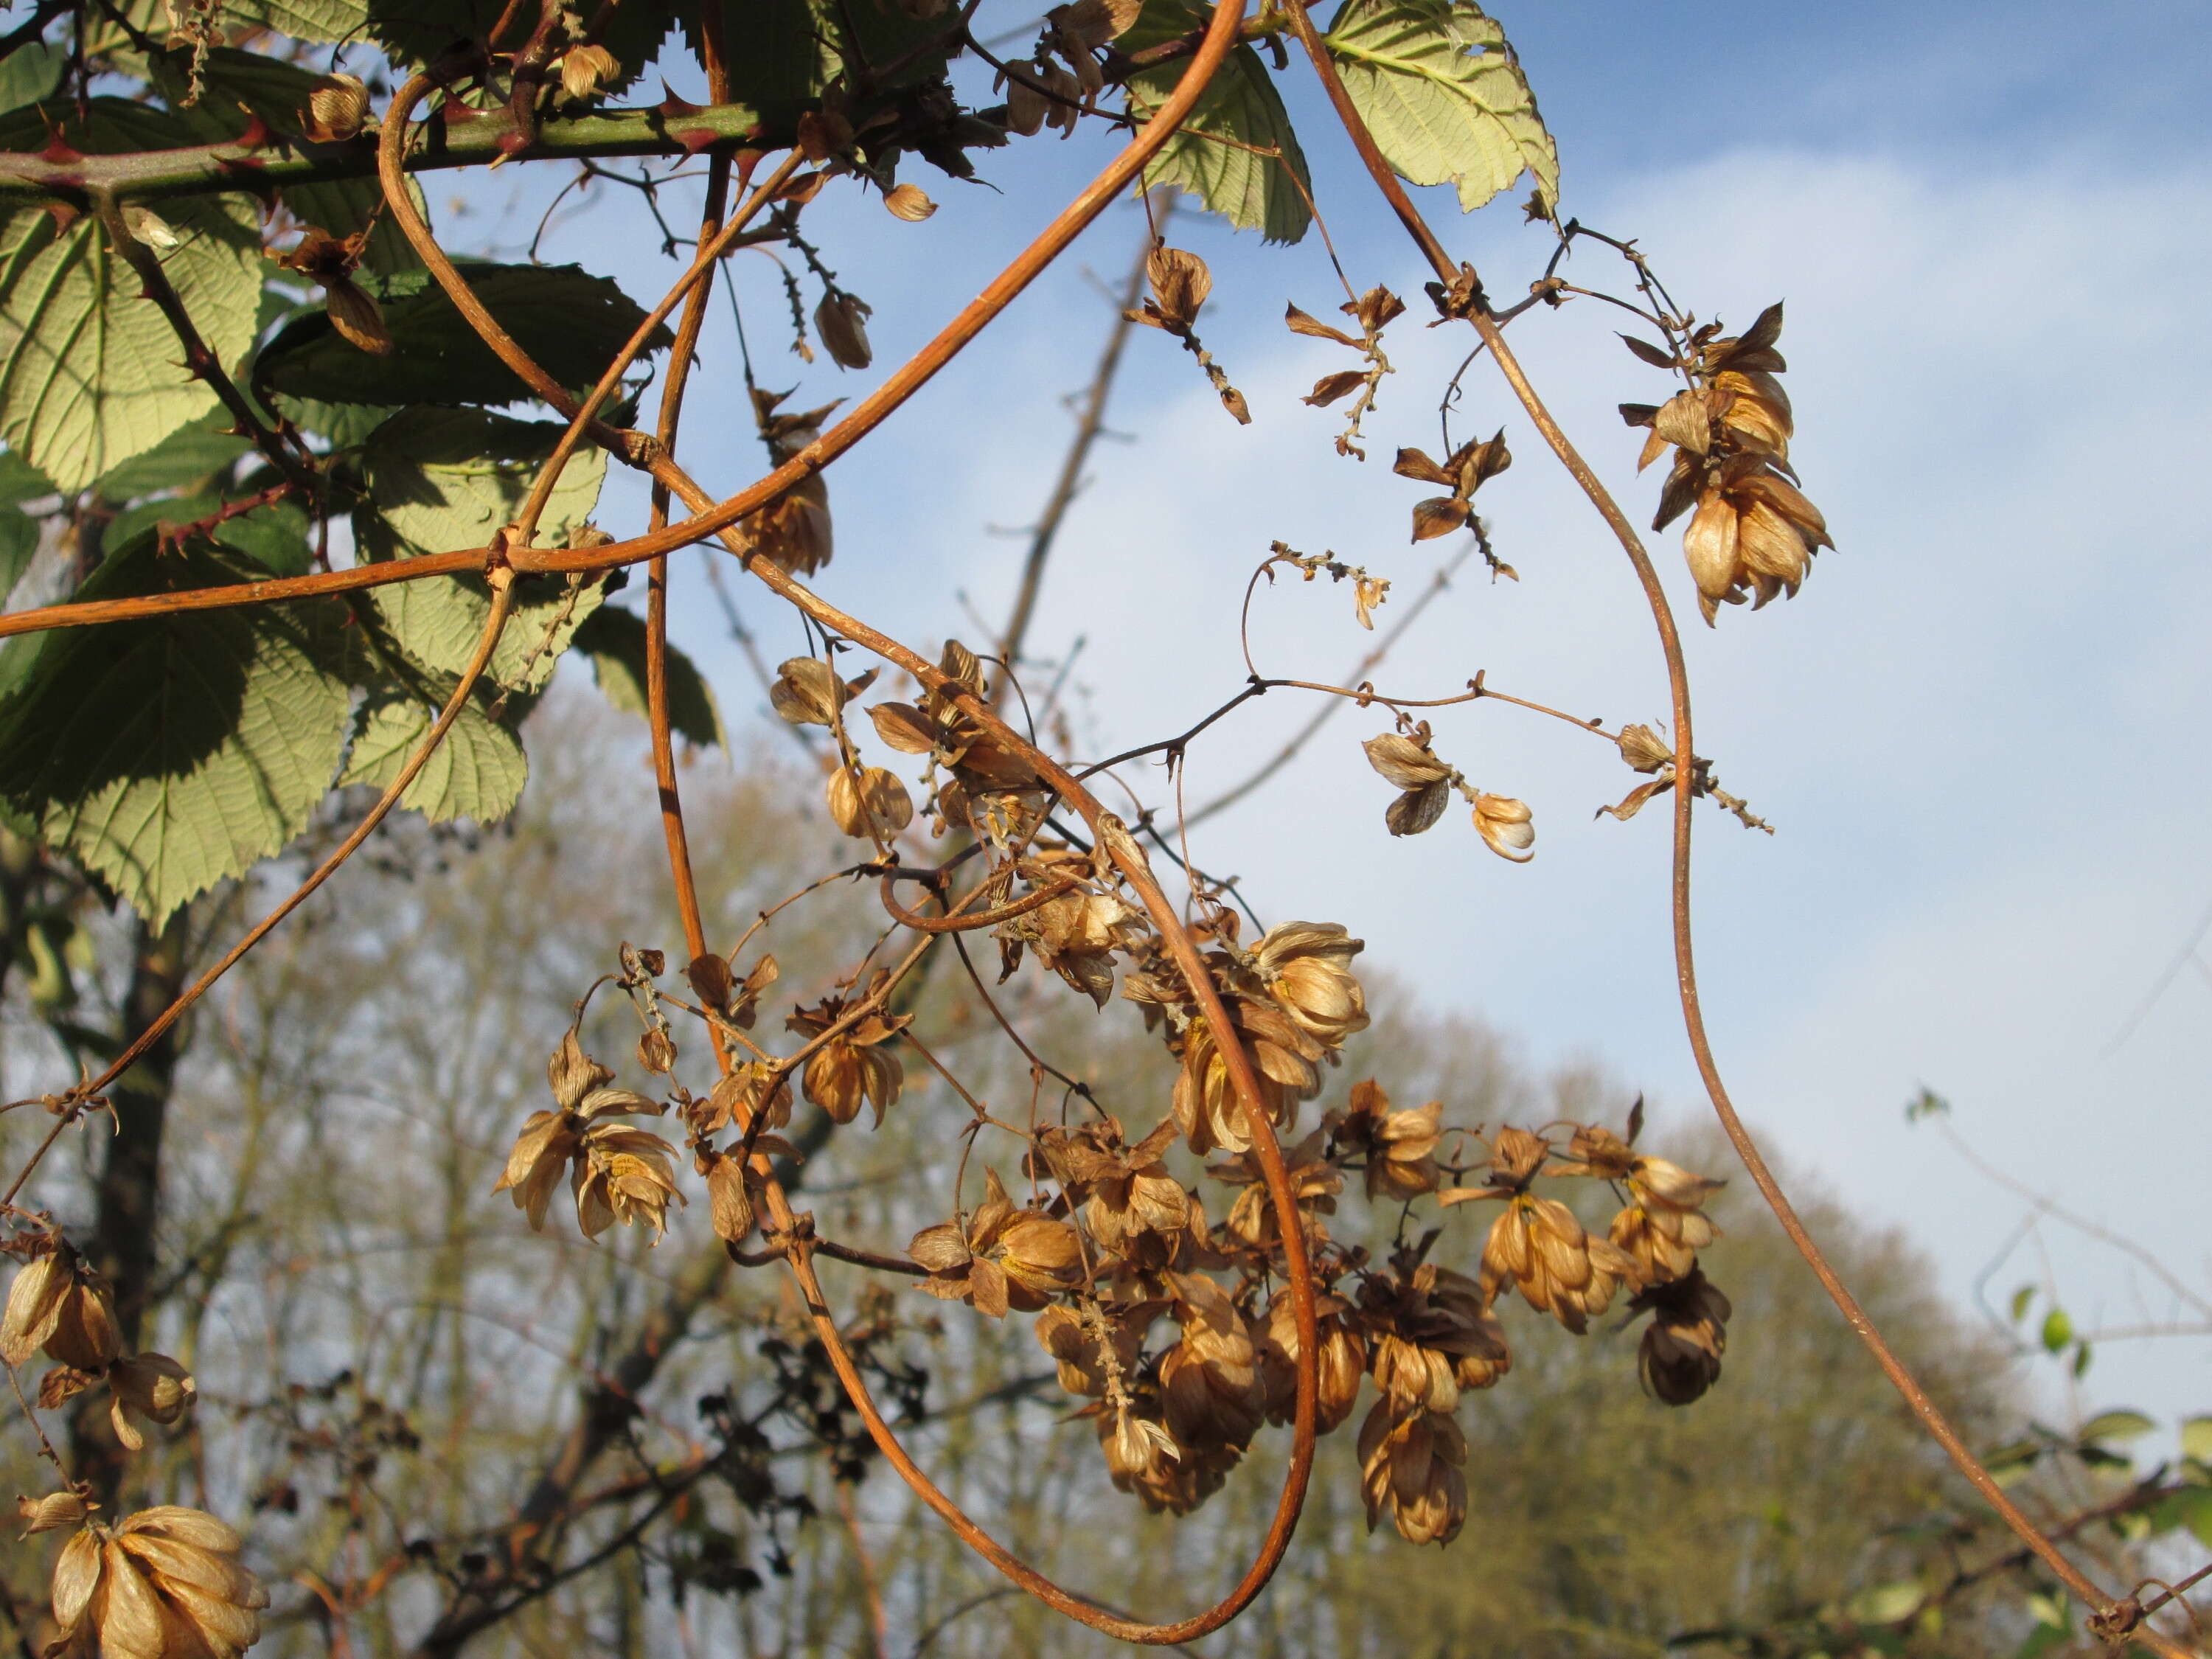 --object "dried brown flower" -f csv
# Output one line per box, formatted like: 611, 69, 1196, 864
1471, 792, 1535, 862
1632, 1267, 1731, 1404
1357, 1258, 1509, 1411
493, 1032, 661, 1232
557, 44, 619, 101
908, 1170, 1082, 1318
1328, 1079, 1441, 1200
1260, 1287, 1367, 1433
1393, 428, 1510, 543
787, 990, 910, 1126
0, 1247, 119, 1372
995, 863, 1147, 1007
1159, 1272, 1267, 1454
573, 1121, 685, 1242
49, 1506, 268, 1659
1559, 1124, 1725, 1284
16, 1492, 89, 1537
1033, 1116, 1189, 1259
813, 291, 873, 370
1211, 1127, 1340, 1251
1444, 1128, 1634, 1332
1249, 921, 1368, 1048
1357, 1399, 1467, 1545
272, 226, 389, 355
299, 73, 369, 143
883, 183, 937, 220
826, 765, 914, 840
107, 1352, 195, 1451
